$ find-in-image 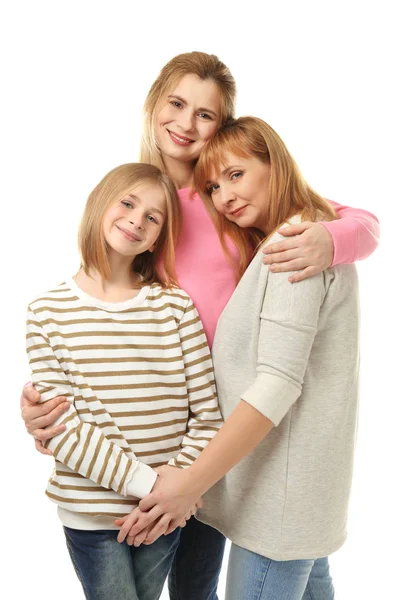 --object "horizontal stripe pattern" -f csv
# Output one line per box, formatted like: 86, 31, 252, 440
27, 282, 223, 522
